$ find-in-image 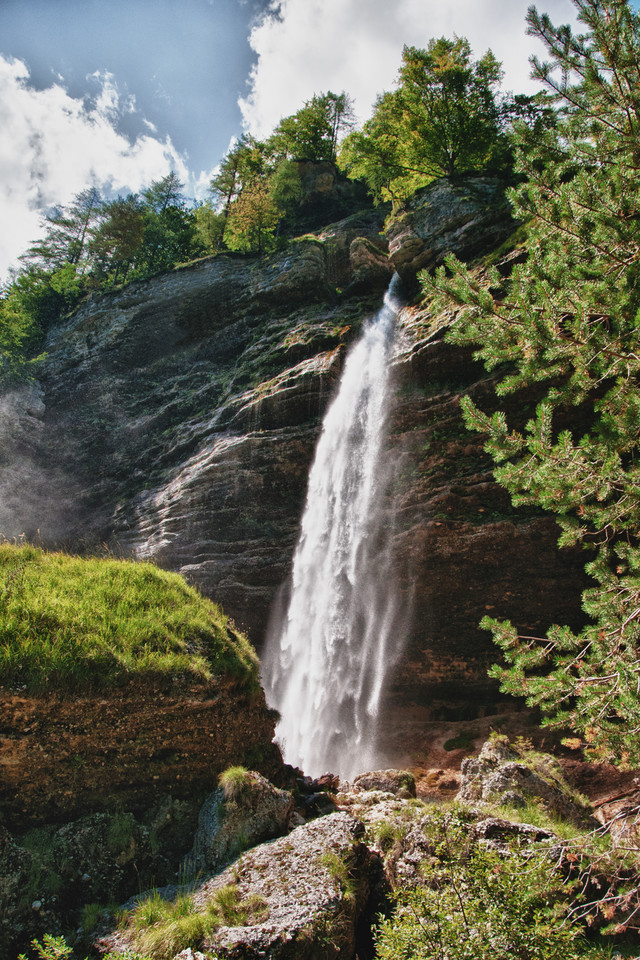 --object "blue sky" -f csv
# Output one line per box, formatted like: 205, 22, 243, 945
0, 0, 581, 278
0, 0, 268, 178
